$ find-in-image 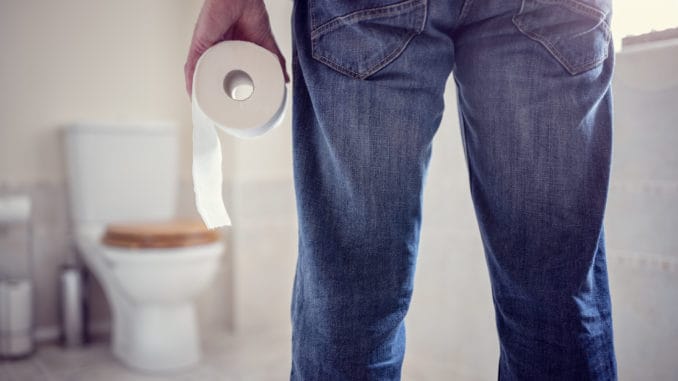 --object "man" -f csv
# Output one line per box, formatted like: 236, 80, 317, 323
185, 0, 618, 379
